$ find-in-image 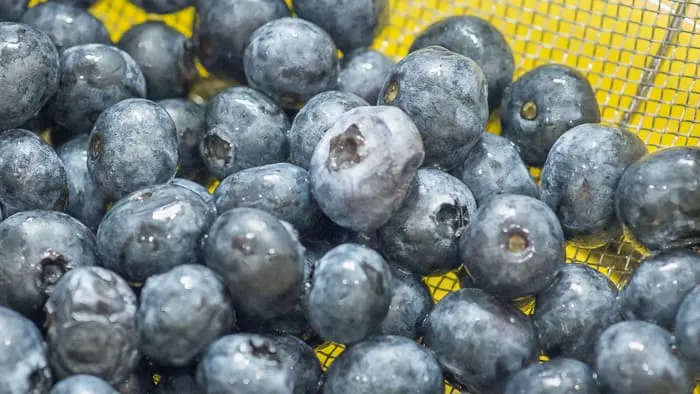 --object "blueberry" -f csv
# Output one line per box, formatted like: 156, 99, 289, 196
410, 15, 514, 112
269, 335, 322, 394
20, 2, 110, 54
129, 0, 193, 14
423, 288, 539, 393
50, 375, 117, 394
379, 266, 433, 340
158, 99, 206, 178
45, 266, 140, 384
56, 134, 107, 231
49, 43, 146, 136
615, 146, 700, 250
244, 17, 339, 109
169, 177, 214, 205
196, 333, 294, 394
0, 22, 60, 130
305, 243, 392, 344
504, 357, 600, 394
309, 105, 424, 232
618, 248, 700, 330
452, 132, 538, 206
675, 285, 700, 373
0, 0, 27, 21
337, 49, 394, 104
377, 46, 489, 170
87, 98, 179, 201
193, 0, 289, 83
288, 90, 368, 169
594, 320, 691, 394
500, 64, 601, 166
199, 87, 289, 179
459, 194, 565, 299
378, 168, 477, 276
97, 183, 216, 283
0, 306, 52, 394
0, 129, 68, 217
118, 21, 197, 101
292, 0, 388, 53
323, 335, 444, 394
533, 262, 620, 363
